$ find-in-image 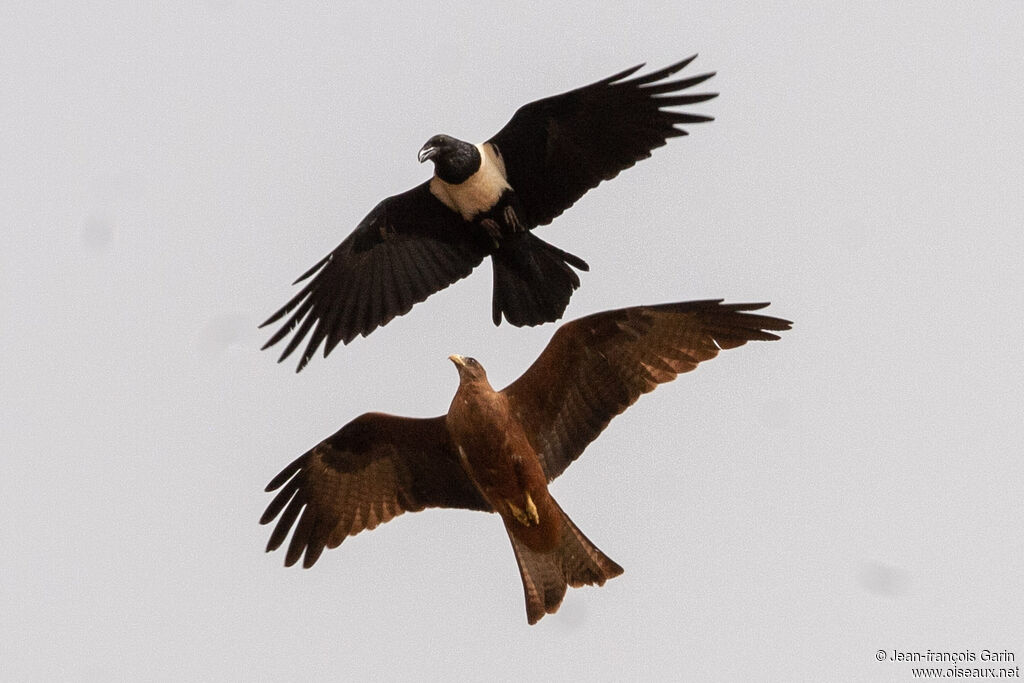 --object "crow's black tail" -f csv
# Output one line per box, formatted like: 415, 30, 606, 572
490, 232, 589, 327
